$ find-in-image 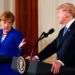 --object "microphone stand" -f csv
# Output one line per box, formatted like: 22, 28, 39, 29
25, 30, 54, 74
30, 32, 47, 59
